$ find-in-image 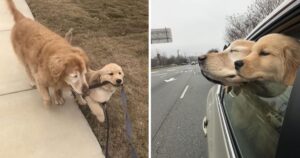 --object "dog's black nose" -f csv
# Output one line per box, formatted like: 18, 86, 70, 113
116, 79, 122, 84
198, 55, 207, 65
234, 60, 244, 70
82, 85, 89, 95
